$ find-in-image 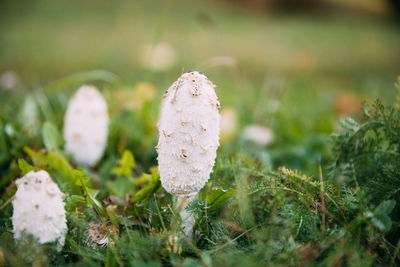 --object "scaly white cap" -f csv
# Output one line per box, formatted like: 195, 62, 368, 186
64, 85, 109, 167
157, 71, 221, 196
12, 170, 67, 246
